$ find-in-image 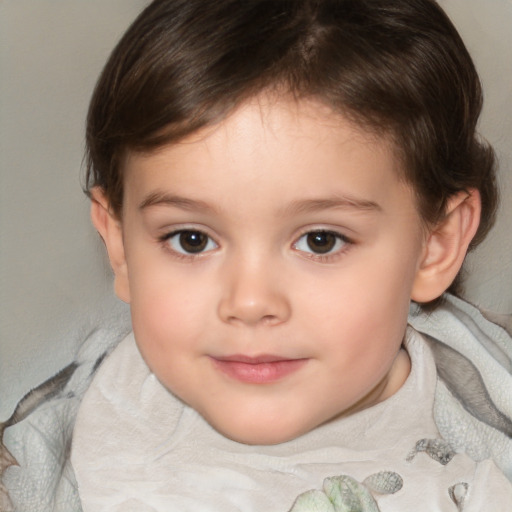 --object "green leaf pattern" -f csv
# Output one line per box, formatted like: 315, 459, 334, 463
288, 438, 470, 511
289, 472, 402, 512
